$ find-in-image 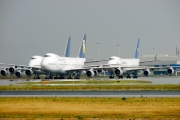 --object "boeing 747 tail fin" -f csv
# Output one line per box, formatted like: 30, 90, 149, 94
63, 36, 71, 57
77, 34, 86, 58
134, 38, 140, 59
